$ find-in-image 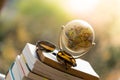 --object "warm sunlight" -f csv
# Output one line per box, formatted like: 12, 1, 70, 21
61, 0, 99, 16
1, 0, 120, 80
